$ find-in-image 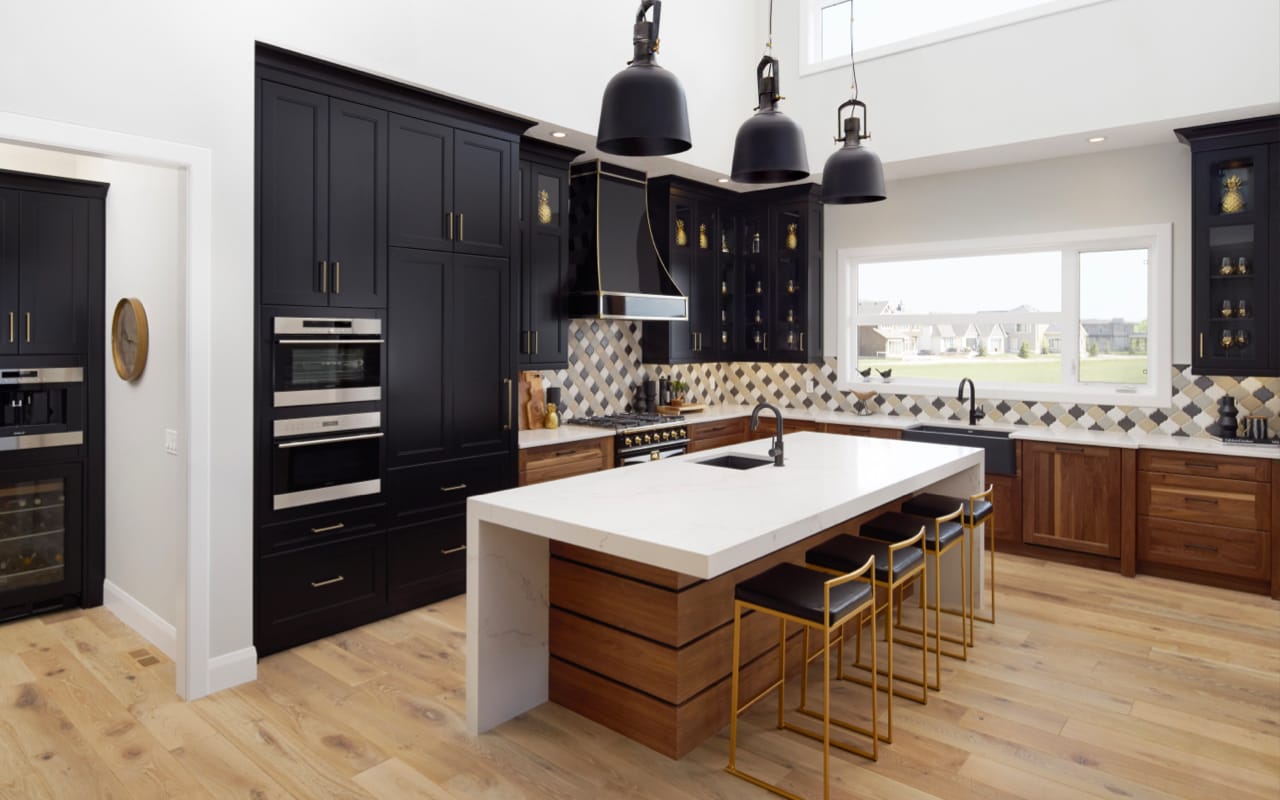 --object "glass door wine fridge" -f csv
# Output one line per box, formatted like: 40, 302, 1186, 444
0, 462, 81, 620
